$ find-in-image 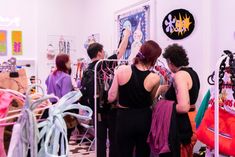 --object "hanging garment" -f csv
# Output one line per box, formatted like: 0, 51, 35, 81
0, 69, 28, 94
147, 99, 175, 155
196, 57, 235, 156
195, 90, 211, 128
196, 107, 235, 156
7, 85, 57, 157
0, 90, 25, 157
3, 98, 24, 155
38, 90, 92, 157
0, 92, 15, 157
